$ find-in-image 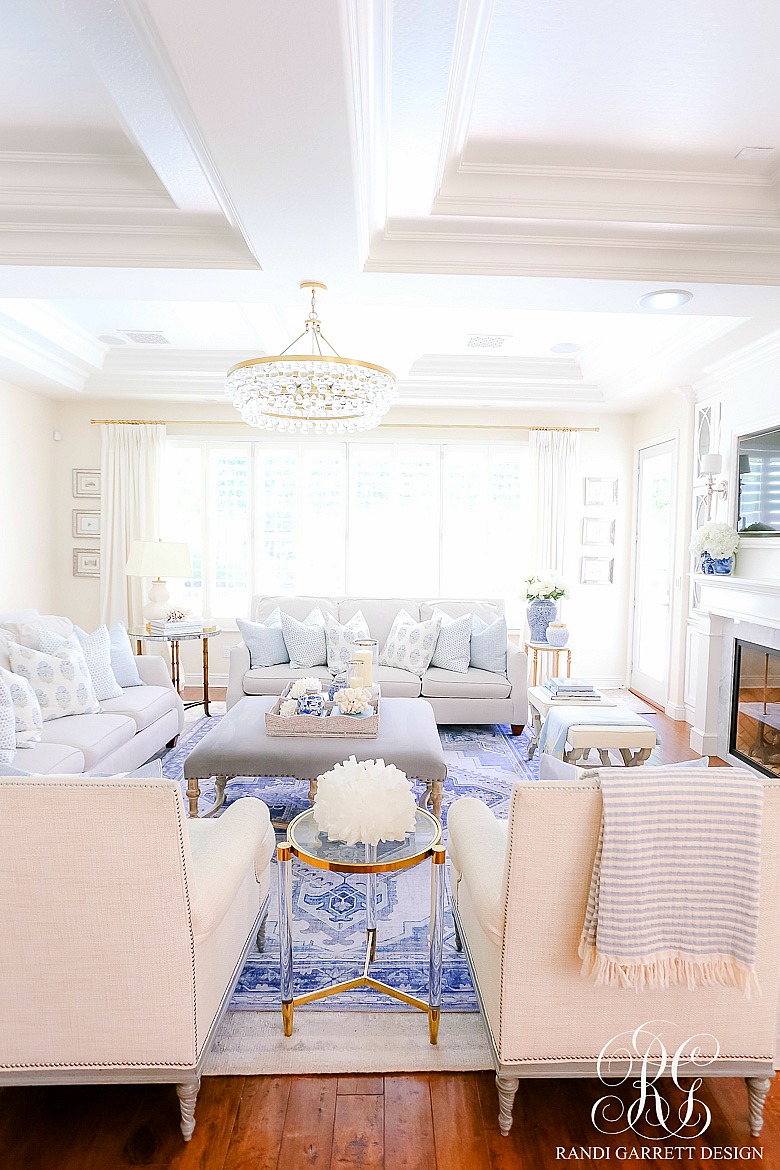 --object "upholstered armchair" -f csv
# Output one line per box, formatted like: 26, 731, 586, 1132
0, 776, 275, 1140
448, 770, 780, 1139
